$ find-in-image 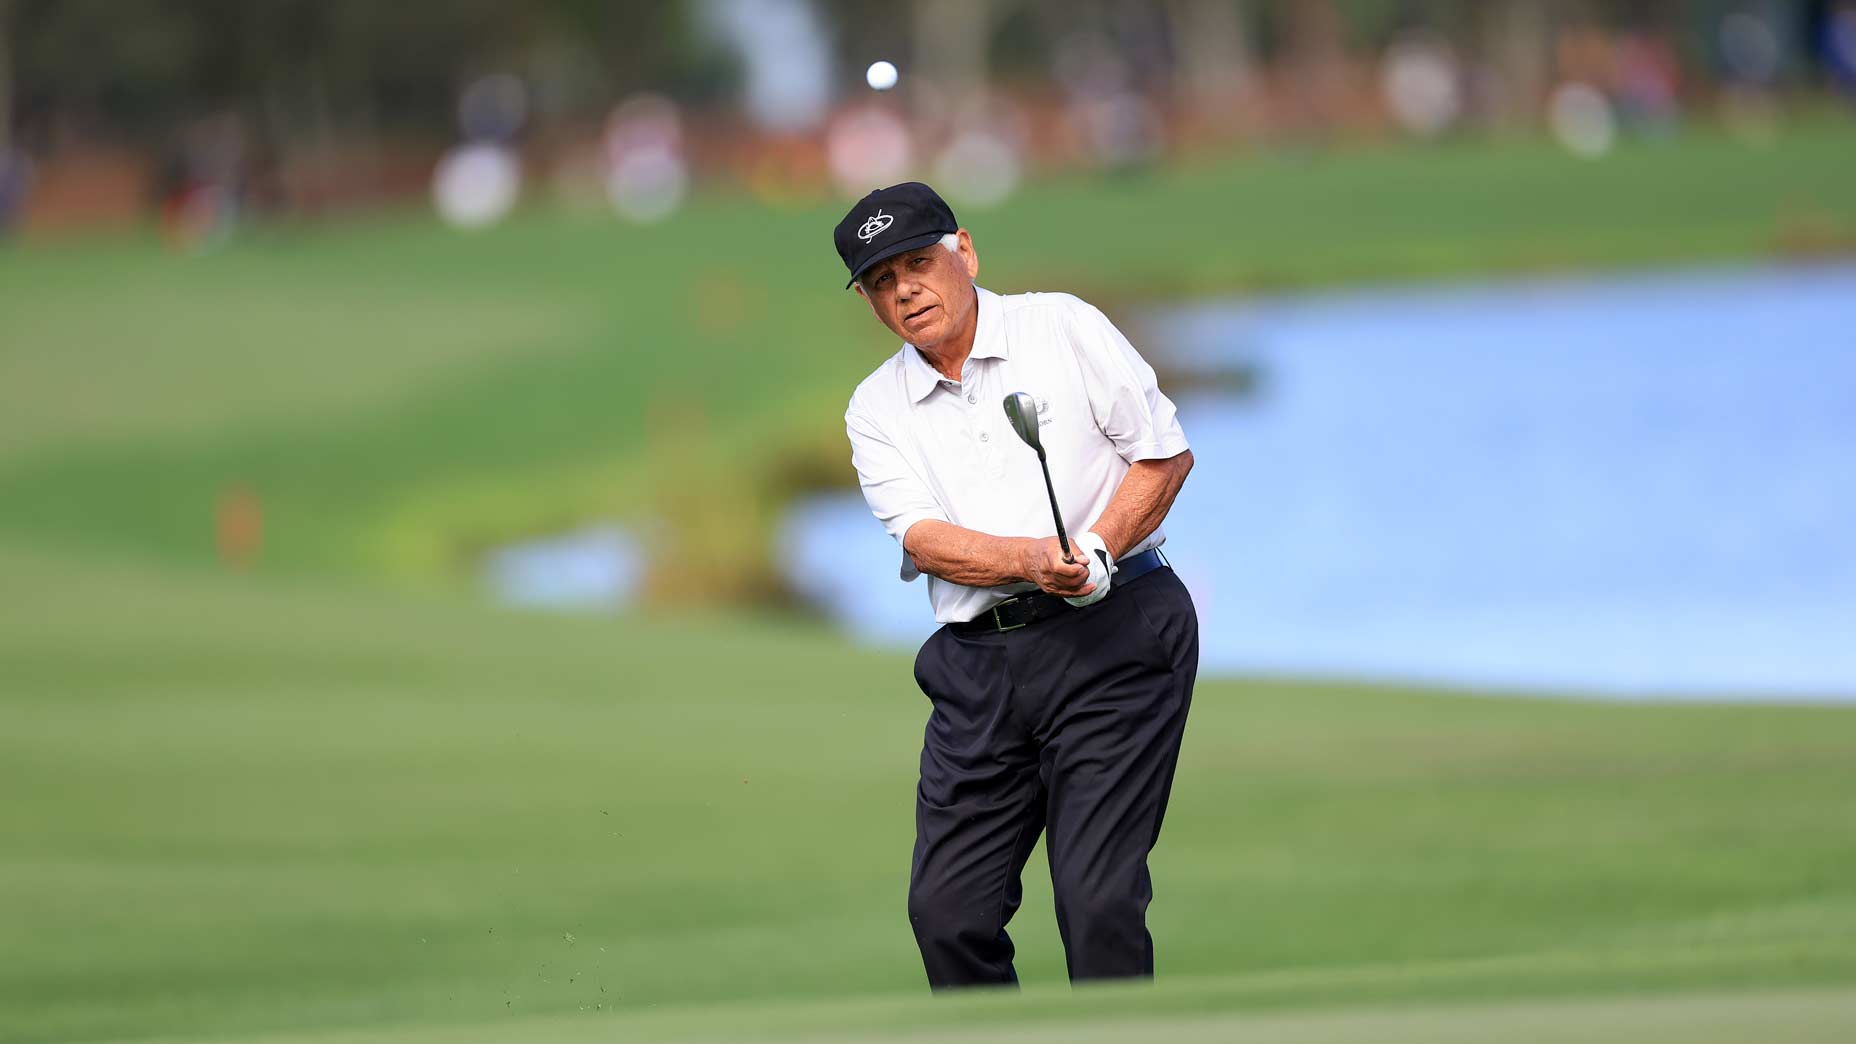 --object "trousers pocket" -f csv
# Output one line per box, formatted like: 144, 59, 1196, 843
913, 626, 949, 699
